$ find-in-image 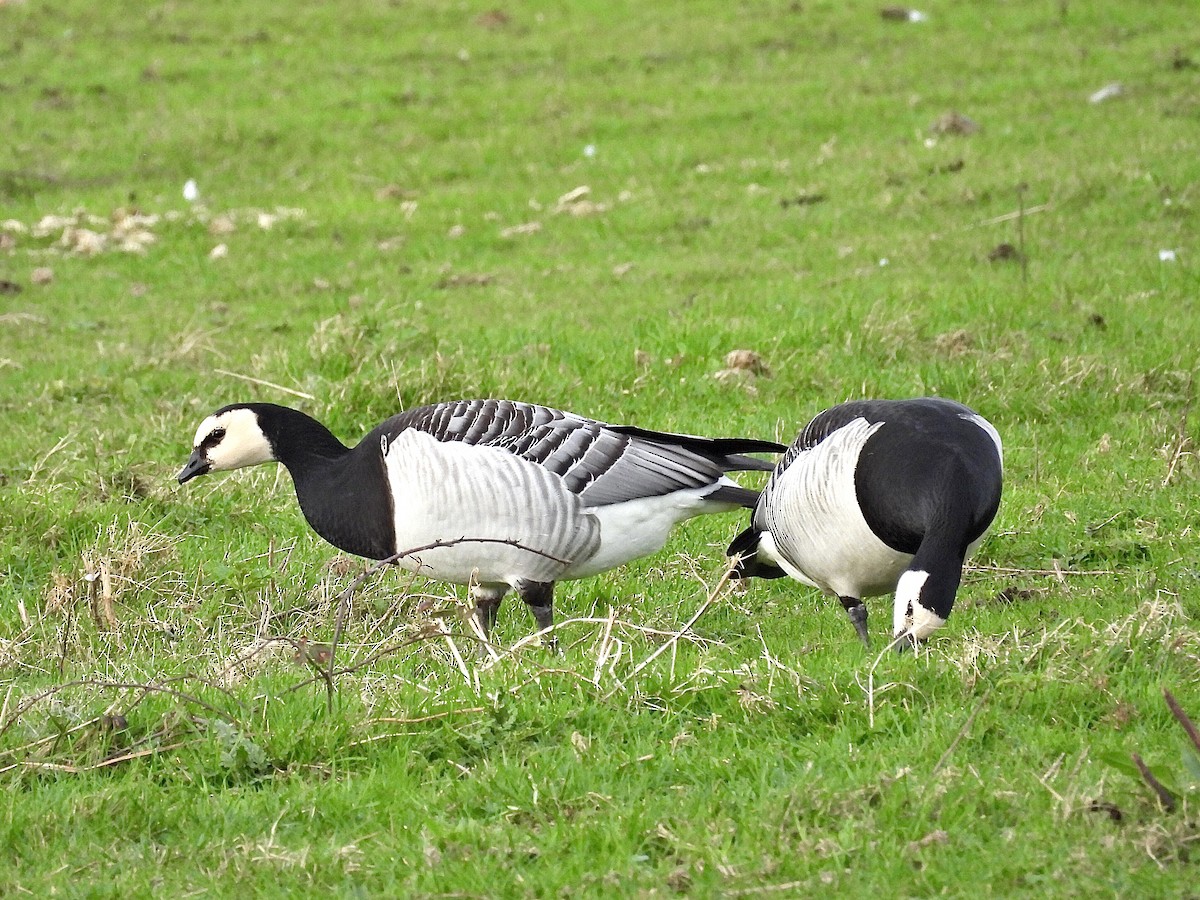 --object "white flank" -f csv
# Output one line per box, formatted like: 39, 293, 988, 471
764, 418, 910, 598
384, 430, 600, 586
568, 479, 734, 579
195, 408, 274, 471
754, 532, 820, 589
